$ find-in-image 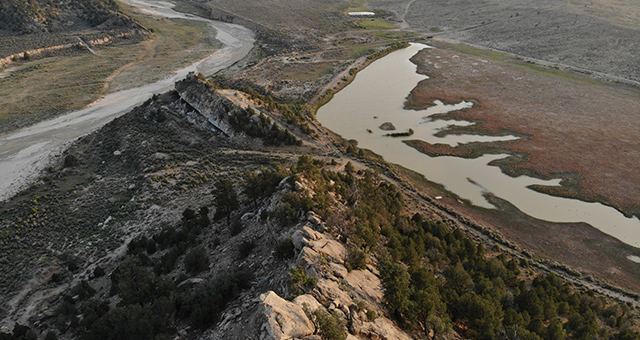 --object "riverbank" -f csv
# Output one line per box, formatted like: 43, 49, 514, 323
313, 41, 640, 294
404, 41, 640, 220
0, 0, 228, 136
